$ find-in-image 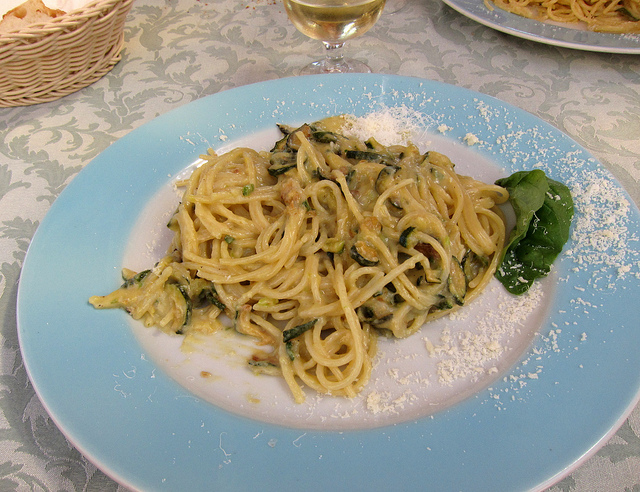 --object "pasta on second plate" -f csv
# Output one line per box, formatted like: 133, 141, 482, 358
89, 115, 509, 403
488, 0, 640, 33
